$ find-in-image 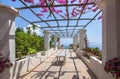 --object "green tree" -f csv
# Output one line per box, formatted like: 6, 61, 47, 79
15, 27, 44, 58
